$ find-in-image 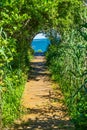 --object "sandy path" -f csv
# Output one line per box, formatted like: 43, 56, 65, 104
12, 55, 75, 130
